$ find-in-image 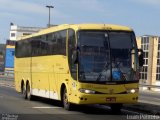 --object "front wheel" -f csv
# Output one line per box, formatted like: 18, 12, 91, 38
62, 88, 73, 110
